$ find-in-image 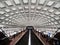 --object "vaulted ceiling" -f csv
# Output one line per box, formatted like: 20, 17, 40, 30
0, 0, 60, 27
